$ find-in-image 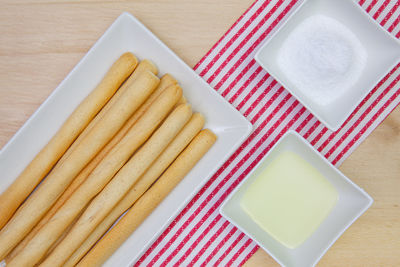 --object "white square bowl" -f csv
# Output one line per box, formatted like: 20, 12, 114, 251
254, 0, 400, 131
0, 12, 252, 266
220, 130, 373, 267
